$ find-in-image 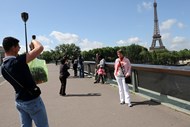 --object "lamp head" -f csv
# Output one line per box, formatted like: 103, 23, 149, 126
21, 12, 29, 22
